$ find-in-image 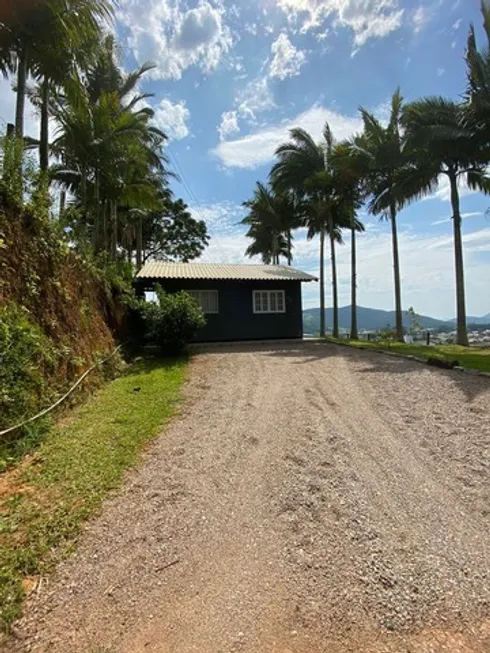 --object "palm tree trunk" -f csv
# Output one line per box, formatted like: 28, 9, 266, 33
330, 231, 339, 339
59, 190, 66, 218
390, 203, 404, 341
449, 173, 468, 346
111, 201, 118, 260
136, 215, 143, 270
39, 76, 49, 173
319, 227, 326, 337
350, 225, 358, 340
287, 230, 292, 265
15, 46, 28, 139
